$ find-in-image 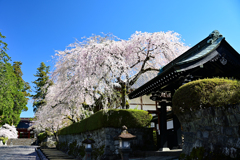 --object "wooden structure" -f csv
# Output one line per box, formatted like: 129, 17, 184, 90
128, 30, 240, 150
16, 118, 34, 138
